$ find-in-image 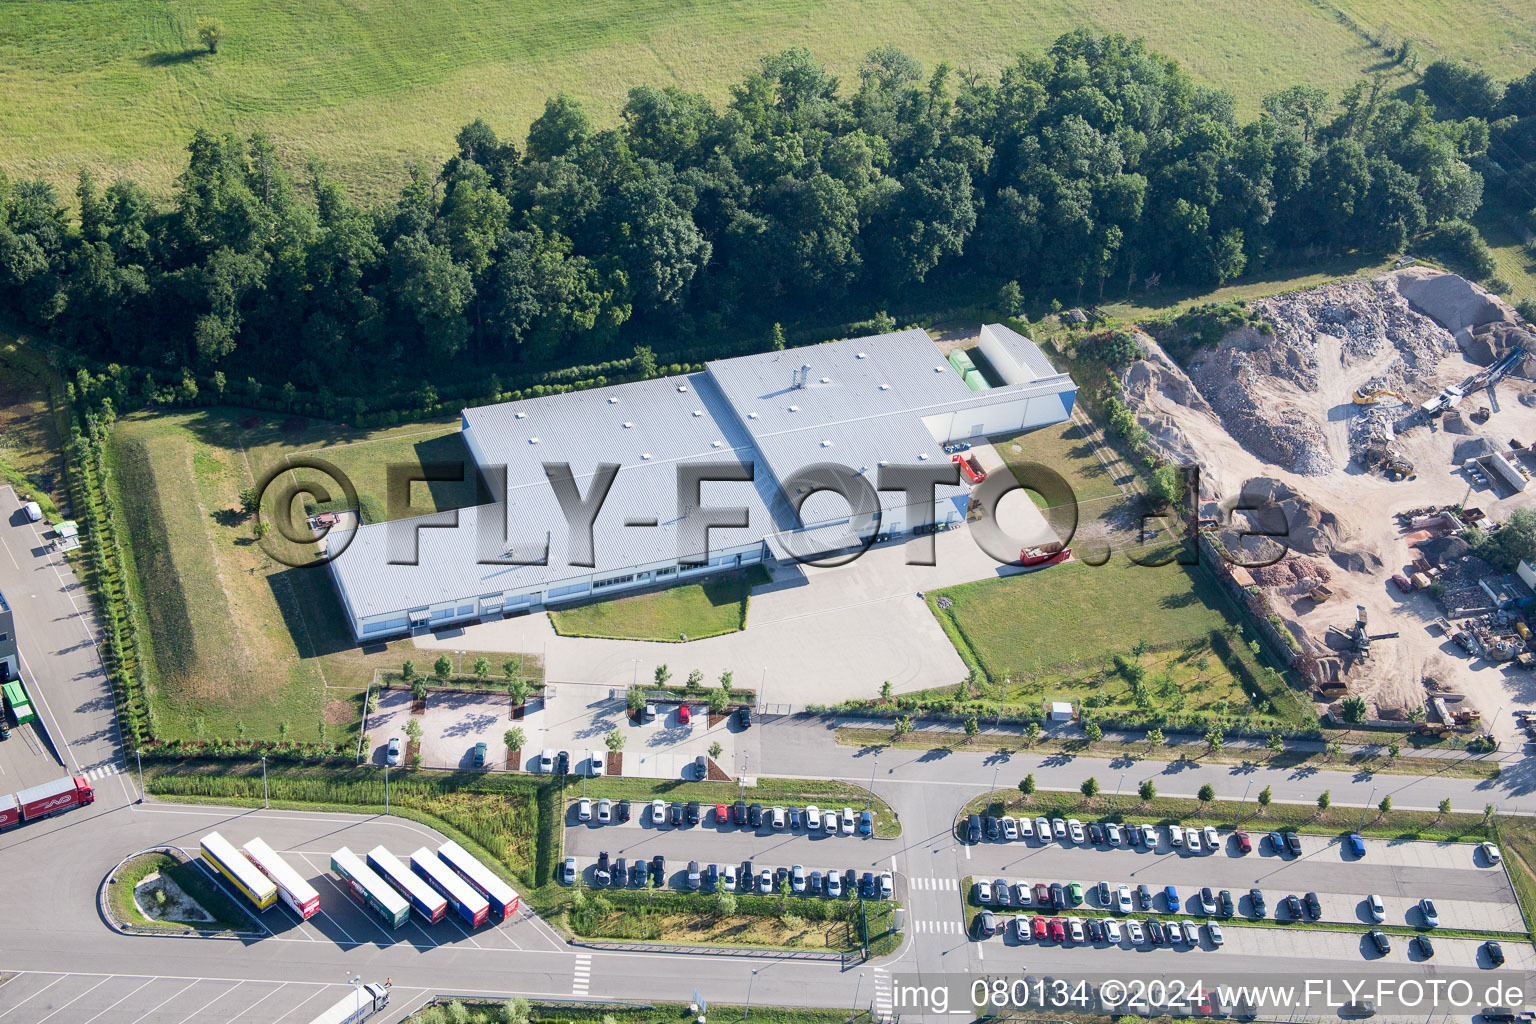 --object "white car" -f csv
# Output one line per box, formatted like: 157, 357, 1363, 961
1168, 825, 1183, 847
1051, 818, 1067, 840
1013, 881, 1031, 906
1203, 825, 1219, 849
1068, 918, 1085, 943
1117, 884, 1134, 913
1182, 920, 1200, 945
840, 808, 855, 835
791, 864, 806, 893
825, 872, 843, 898
975, 879, 994, 903
1184, 827, 1201, 852
597, 798, 611, 823
879, 872, 893, 899
1367, 894, 1385, 922
1035, 816, 1051, 840
805, 804, 821, 830
577, 798, 592, 821
721, 865, 737, 891
650, 799, 667, 825
538, 749, 555, 772
1001, 816, 1019, 840
1481, 842, 1503, 864
823, 811, 838, 832
588, 751, 605, 776
1104, 918, 1123, 942
1013, 915, 1032, 941
758, 869, 773, 894
22, 500, 42, 523
1207, 921, 1223, 947
771, 806, 787, 829
1019, 817, 1036, 841
1127, 920, 1145, 944
1141, 824, 1158, 847
386, 736, 402, 765
1106, 823, 1123, 846
1068, 819, 1085, 843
